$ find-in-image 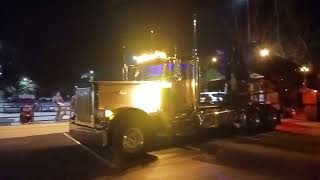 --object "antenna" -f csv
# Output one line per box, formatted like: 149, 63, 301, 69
150, 28, 154, 51
174, 45, 177, 58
